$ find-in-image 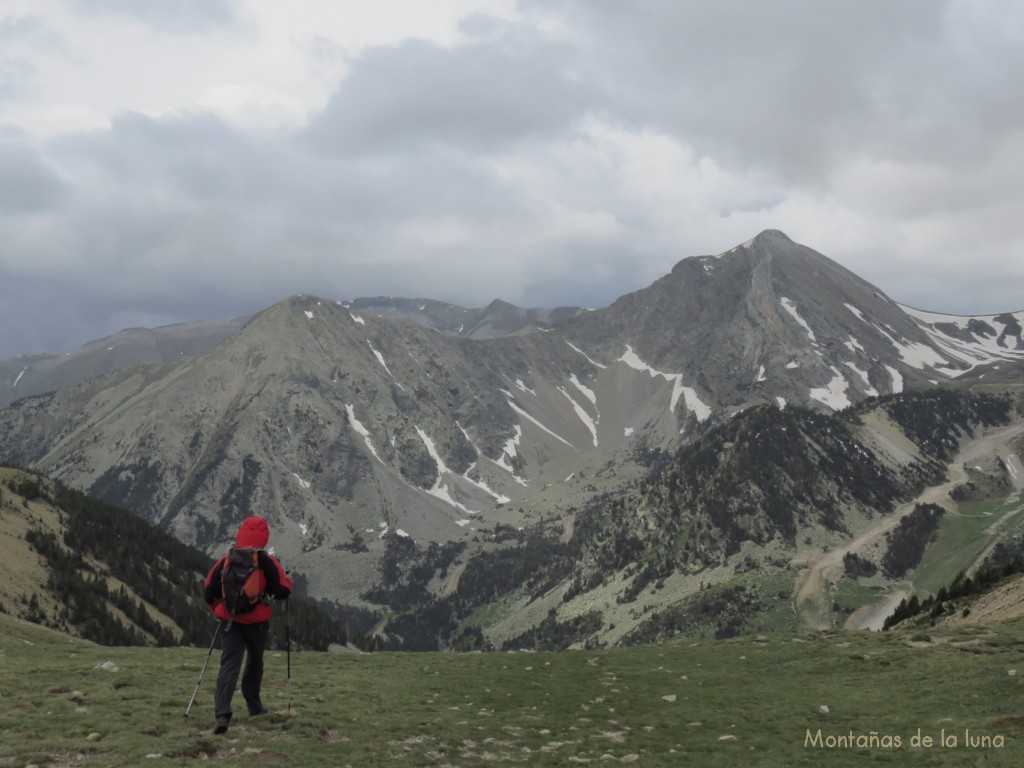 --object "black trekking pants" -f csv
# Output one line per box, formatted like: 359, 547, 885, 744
214, 620, 269, 719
